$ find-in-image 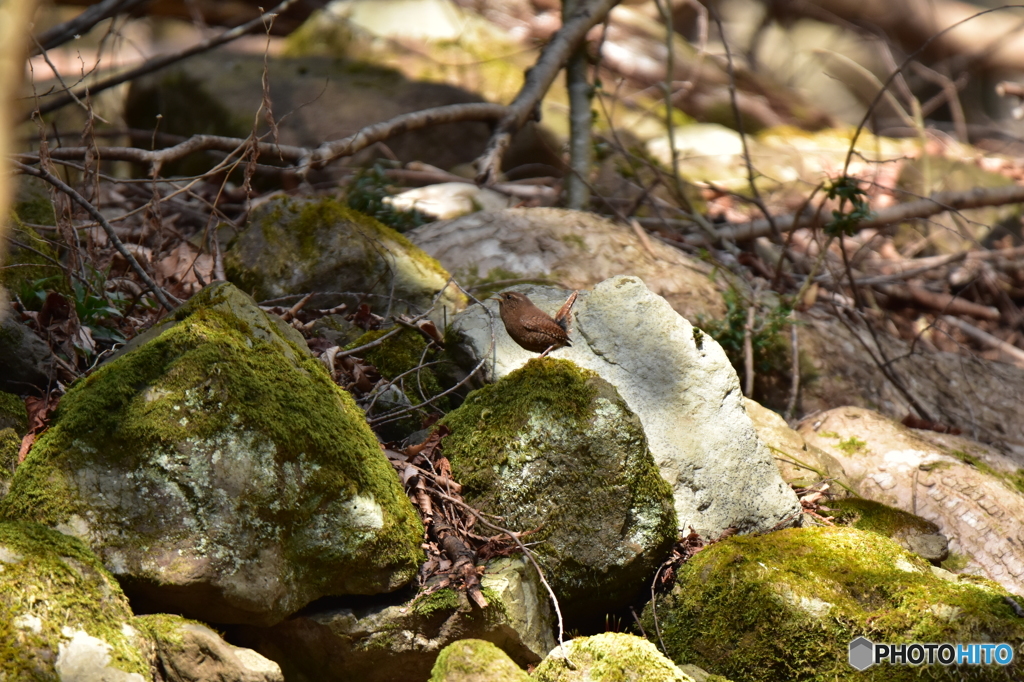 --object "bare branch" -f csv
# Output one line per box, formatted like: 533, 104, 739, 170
475, 0, 620, 185
31, 0, 300, 119
298, 103, 507, 175
13, 160, 178, 313
679, 184, 1024, 246
33, 0, 151, 55
19, 103, 509, 175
